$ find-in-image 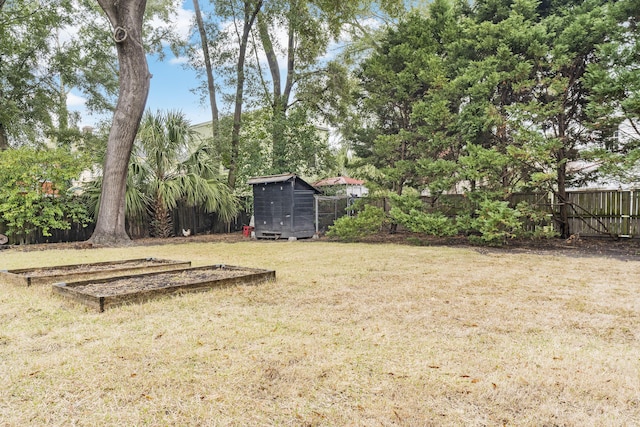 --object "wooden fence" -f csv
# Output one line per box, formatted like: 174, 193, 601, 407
3, 189, 640, 245
424, 190, 640, 238
564, 190, 640, 237
0, 206, 250, 245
